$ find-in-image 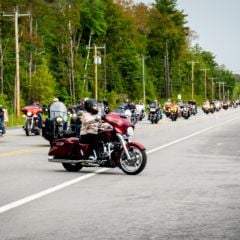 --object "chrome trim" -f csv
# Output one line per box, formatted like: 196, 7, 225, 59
116, 133, 131, 160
